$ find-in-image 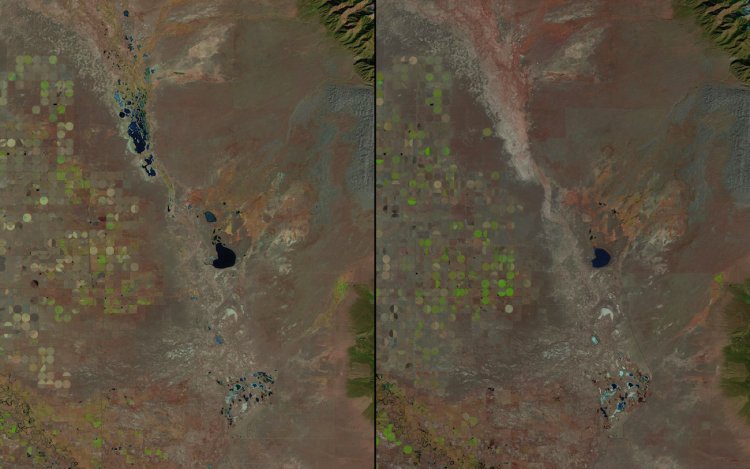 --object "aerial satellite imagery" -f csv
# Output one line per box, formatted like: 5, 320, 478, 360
376, 0, 750, 467
0, 0, 373, 467
12, 0, 750, 467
